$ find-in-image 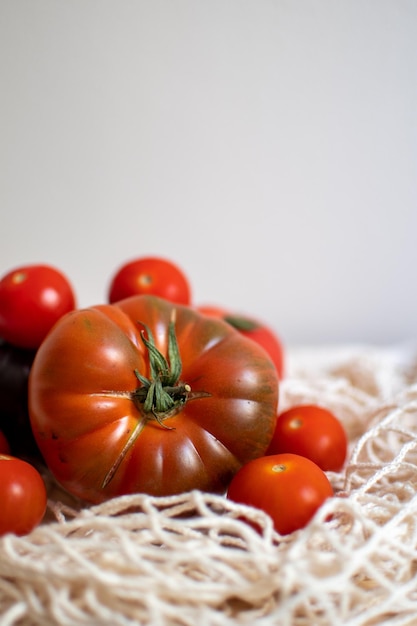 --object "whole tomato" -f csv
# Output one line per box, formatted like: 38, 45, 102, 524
197, 305, 284, 379
0, 264, 76, 349
0, 455, 47, 536
266, 405, 348, 472
227, 453, 334, 535
108, 257, 191, 305
29, 295, 278, 503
